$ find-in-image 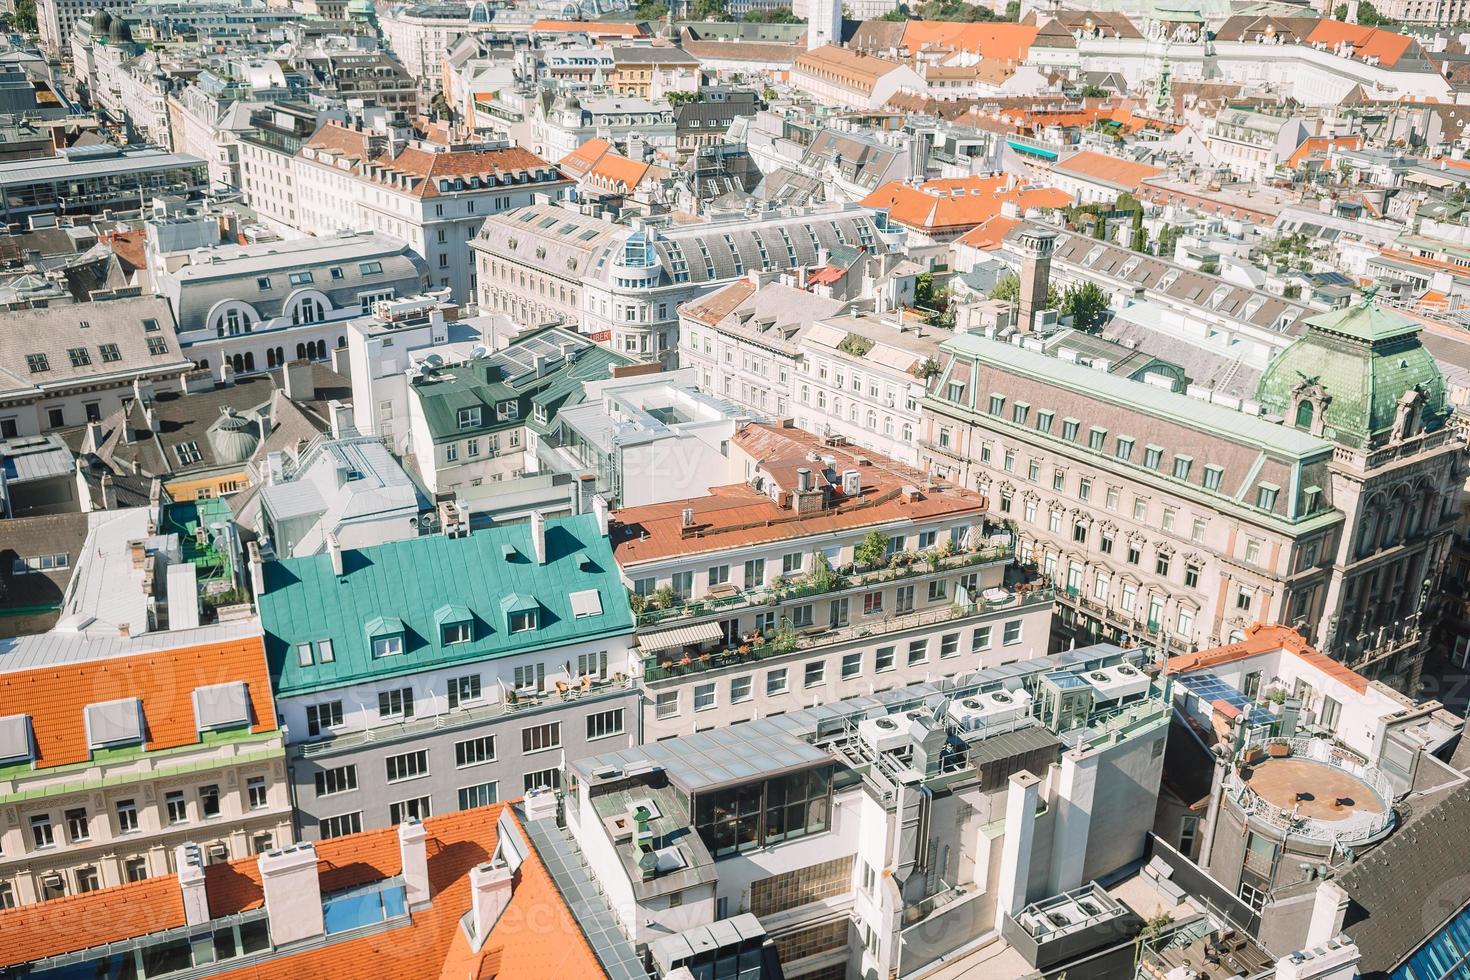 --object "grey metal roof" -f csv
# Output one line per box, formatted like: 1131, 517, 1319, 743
0, 148, 206, 187
580, 723, 832, 794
